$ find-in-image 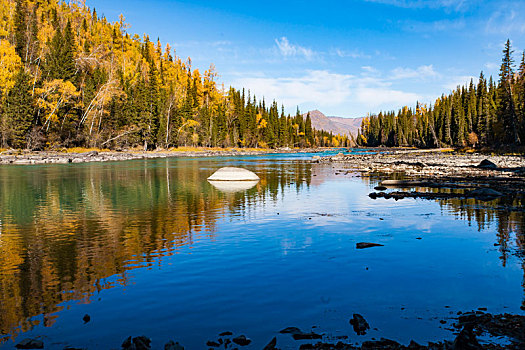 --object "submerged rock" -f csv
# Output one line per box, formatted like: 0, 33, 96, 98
350, 314, 370, 335
122, 335, 151, 350
207, 167, 259, 181
82, 314, 90, 324
232, 335, 251, 346
164, 340, 184, 350
263, 337, 277, 350
15, 339, 44, 349
279, 327, 303, 334
356, 242, 384, 249
452, 327, 481, 350
467, 188, 503, 200
206, 340, 220, 347
292, 332, 323, 340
